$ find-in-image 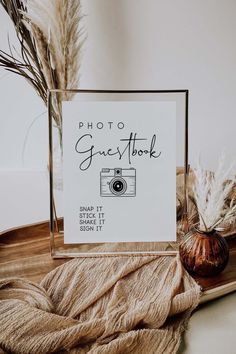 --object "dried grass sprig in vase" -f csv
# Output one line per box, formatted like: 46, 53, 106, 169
179, 155, 236, 277
0, 0, 84, 144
